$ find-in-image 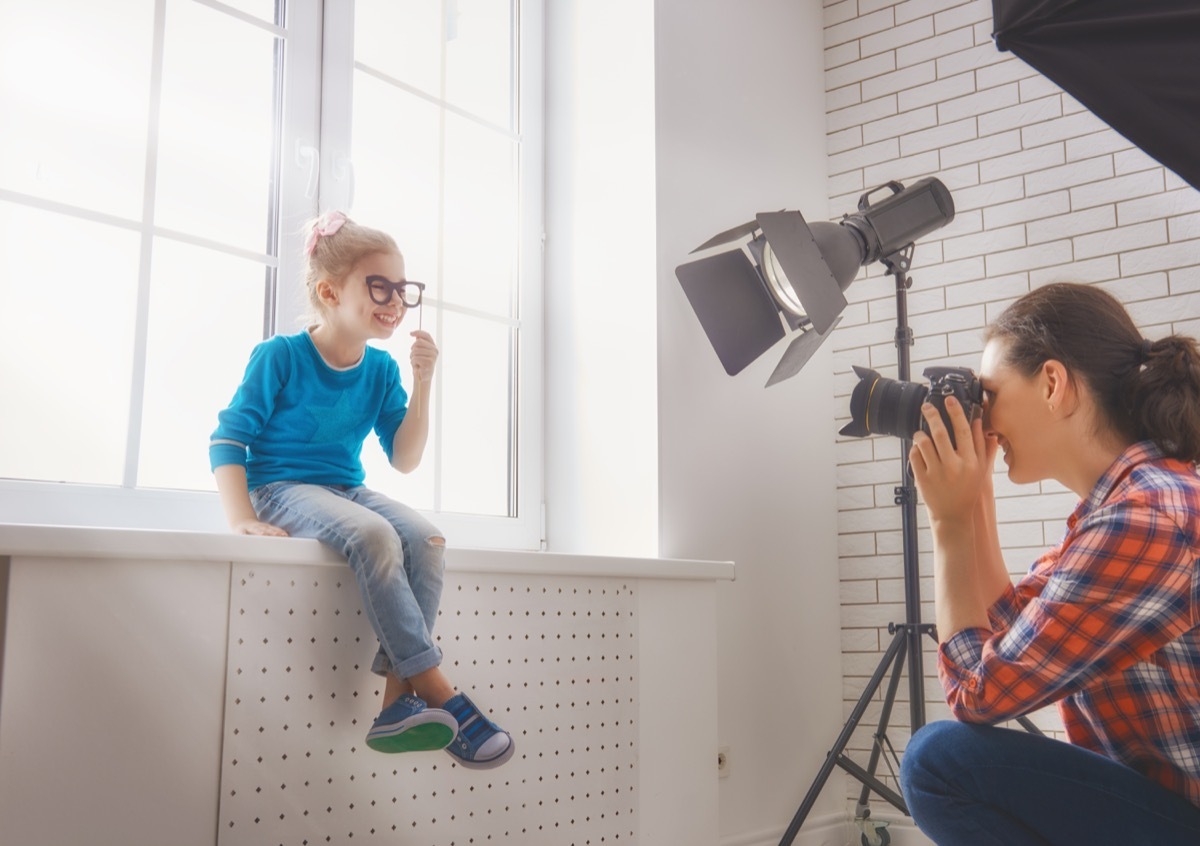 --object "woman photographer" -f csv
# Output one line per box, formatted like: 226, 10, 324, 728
901, 282, 1200, 845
